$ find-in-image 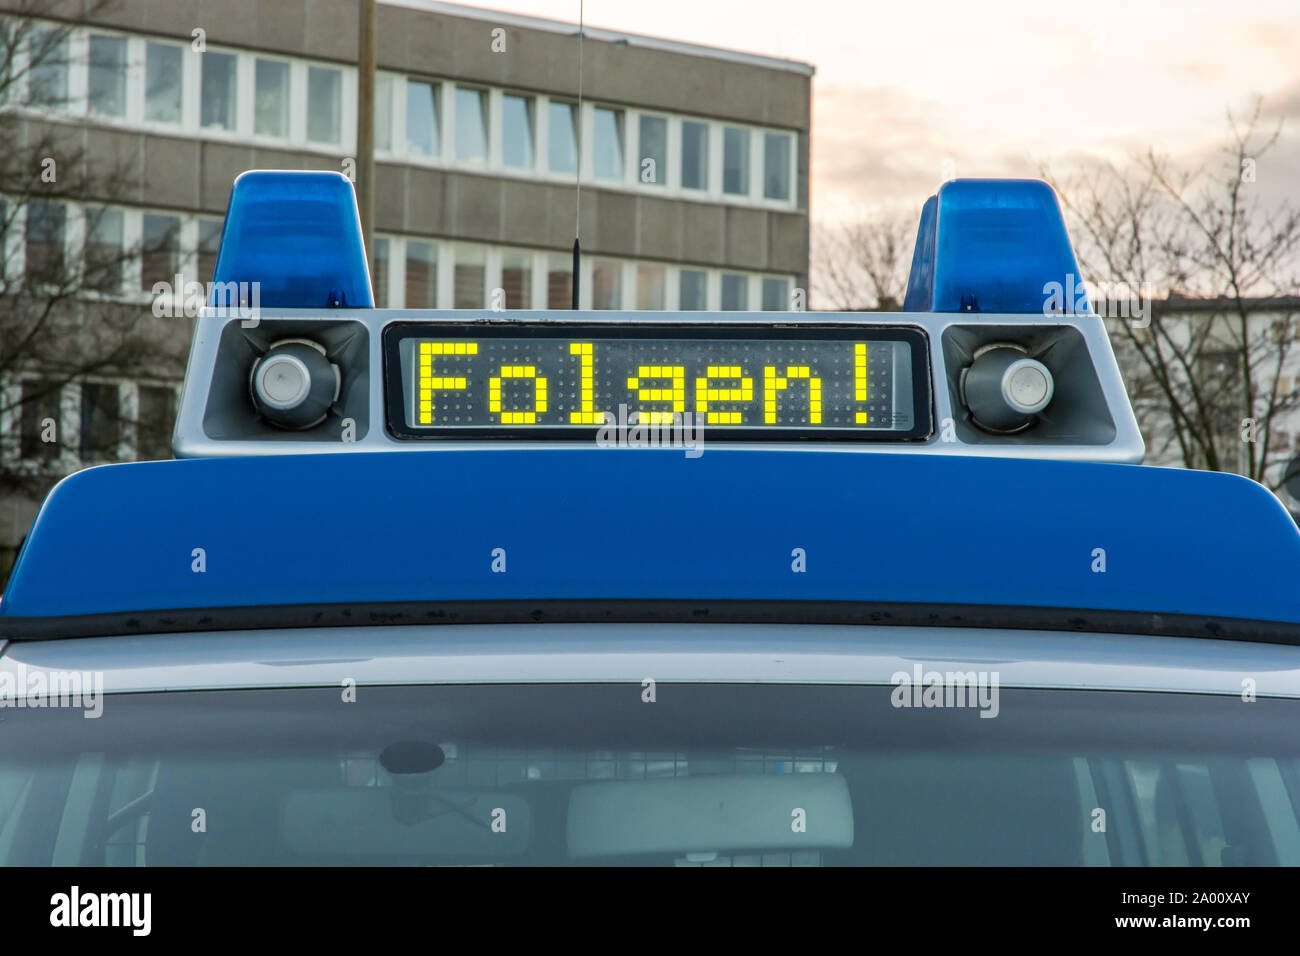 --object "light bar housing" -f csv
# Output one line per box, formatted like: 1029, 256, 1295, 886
178, 172, 1141, 461
174, 308, 1144, 463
